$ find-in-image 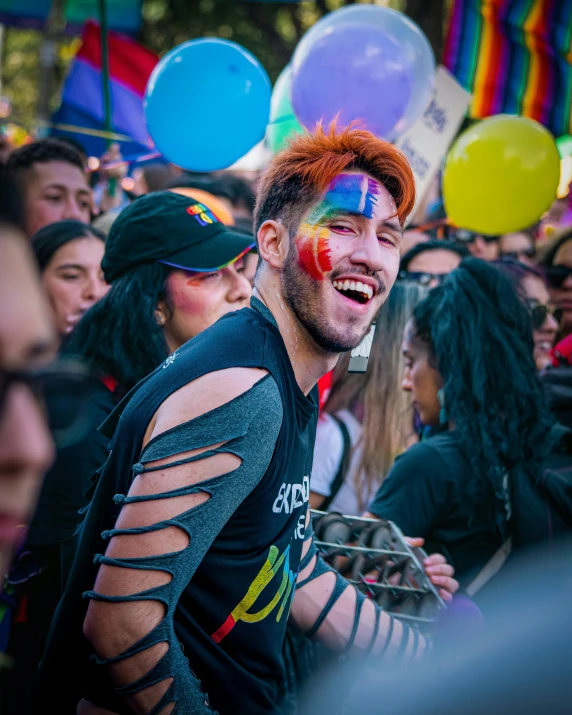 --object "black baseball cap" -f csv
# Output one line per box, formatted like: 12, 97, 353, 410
101, 191, 255, 283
